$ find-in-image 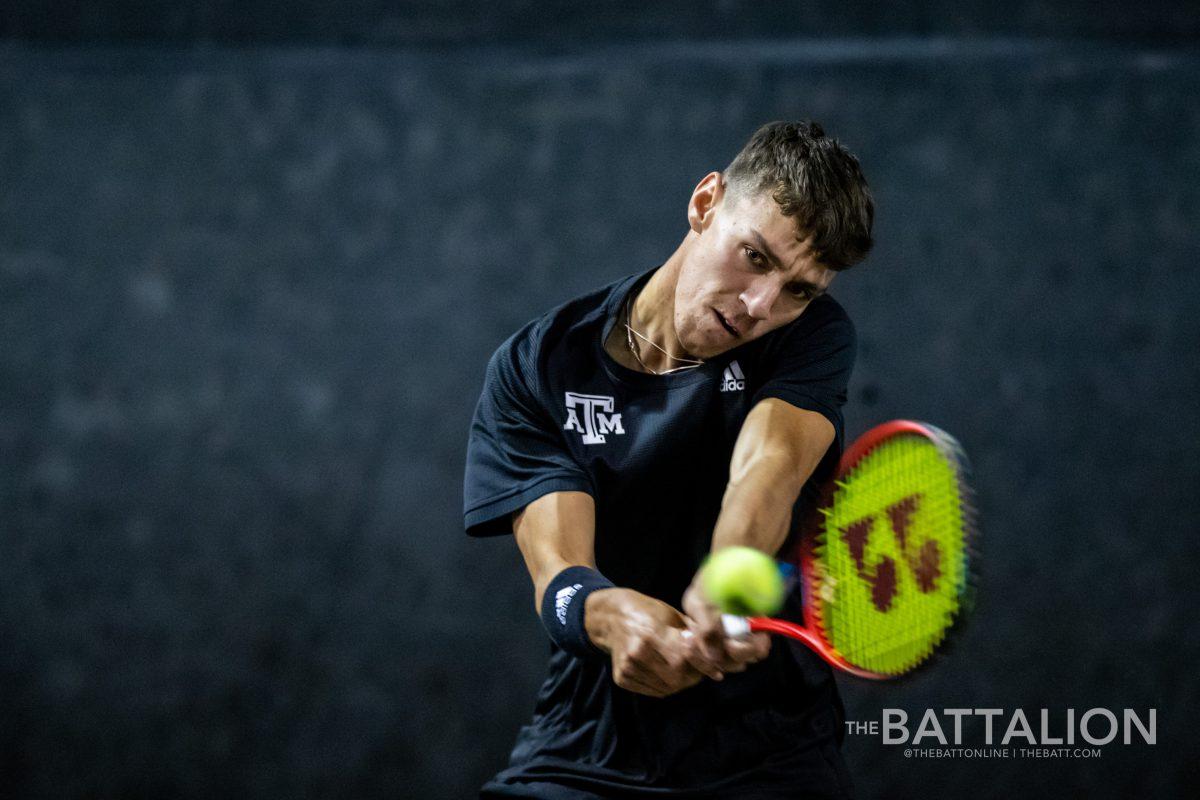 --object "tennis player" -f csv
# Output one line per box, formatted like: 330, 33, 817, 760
465, 121, 873, 798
